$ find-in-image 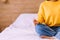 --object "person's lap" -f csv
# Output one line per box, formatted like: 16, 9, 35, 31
35, 23, 60, 39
